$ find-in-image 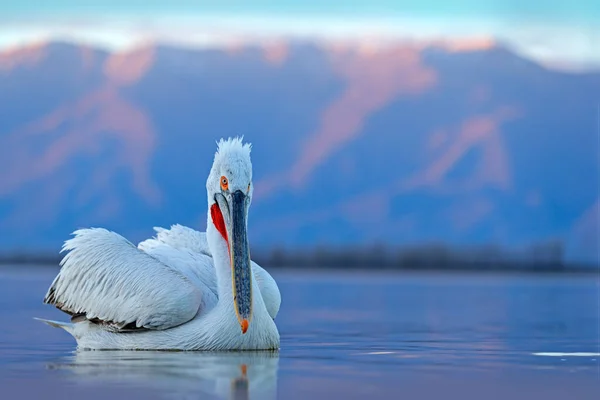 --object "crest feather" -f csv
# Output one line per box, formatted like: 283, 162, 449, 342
215, 137, 252, 163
